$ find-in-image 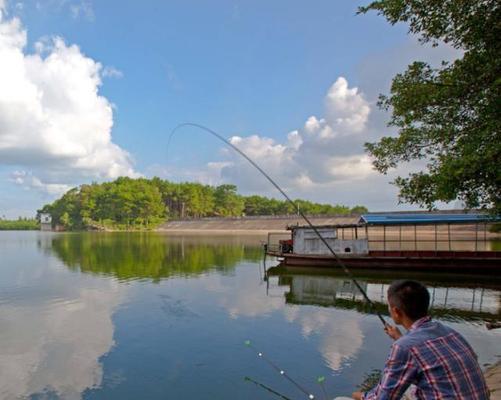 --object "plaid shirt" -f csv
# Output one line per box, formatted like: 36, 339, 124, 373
362, 316, 490, 399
